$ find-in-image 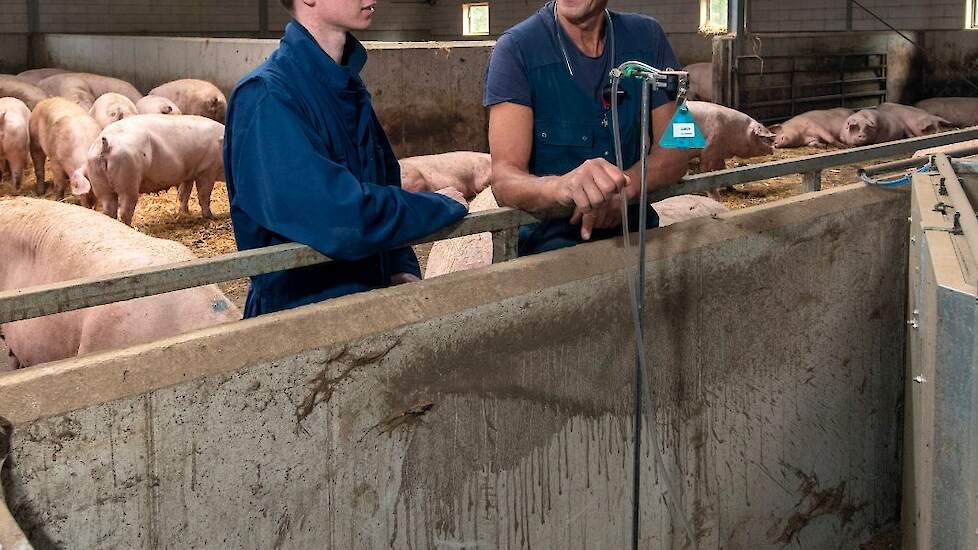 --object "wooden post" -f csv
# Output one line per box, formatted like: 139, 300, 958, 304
711, 35, 736, 108
803, 170, 823, 192
492, 228, 519, 263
